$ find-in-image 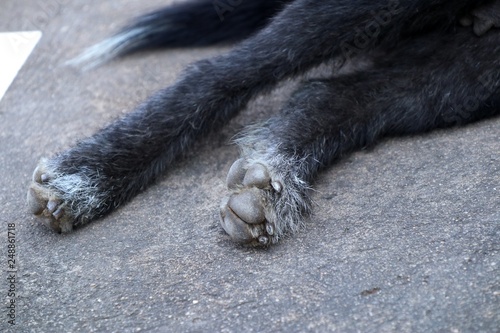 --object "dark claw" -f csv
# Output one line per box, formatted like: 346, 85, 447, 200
258, 235, 269, 245
52, 207, 64, 220
271, 181, 282, 193
266, 223, 275, 236
47, 200, 59, 213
